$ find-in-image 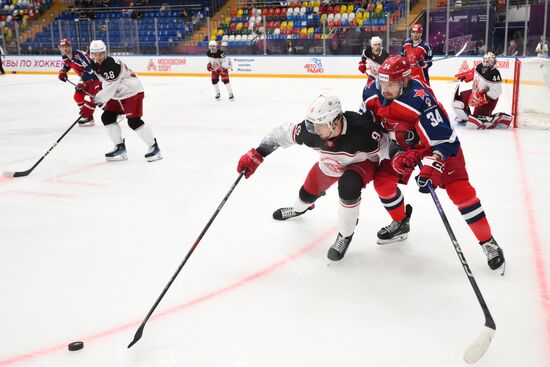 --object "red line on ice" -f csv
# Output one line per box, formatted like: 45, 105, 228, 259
513, 129, 550, 363
0, 226, 336, 366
